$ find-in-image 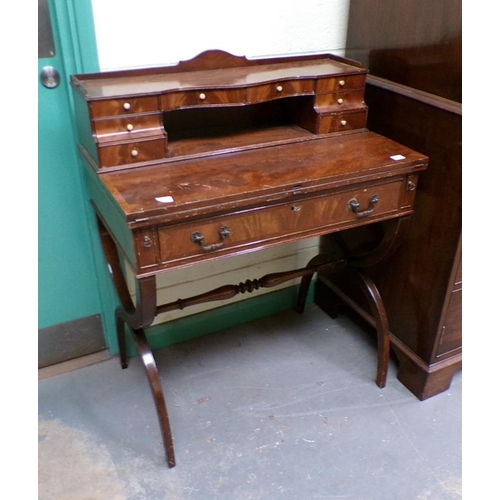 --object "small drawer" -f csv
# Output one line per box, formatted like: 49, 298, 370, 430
157, 179, 403, 267
247, 79, 315, 103
161, 89, 245, 110
315, 90, 365, 110
93, 113, 163, 142
97, 138, 166, 168
316, 74, 366, 93
90, 96, 159, 118
316, 109, 367, 134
